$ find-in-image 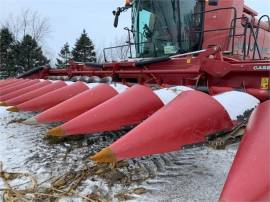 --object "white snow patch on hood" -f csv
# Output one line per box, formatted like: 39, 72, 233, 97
154, 86, 193, 105
110, 83, 129, 93
214, 91, 260, 121
64, 81, 76, 85
47, 80, 61, 83
86, 83, 101, 88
